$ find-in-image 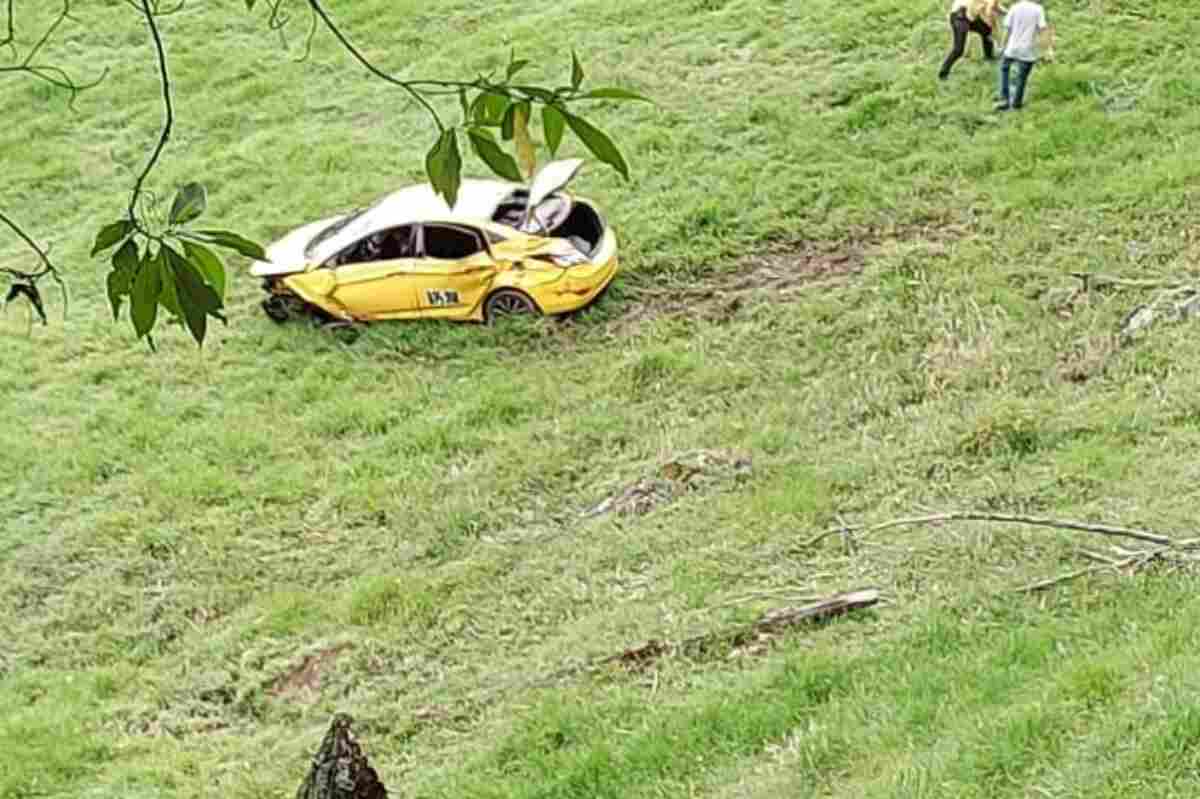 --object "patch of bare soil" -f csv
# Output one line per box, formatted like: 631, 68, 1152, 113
582, 449, 753, 519
269, 644, 352, 701
606, 221, 967, 332
615, 243, 863, 330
